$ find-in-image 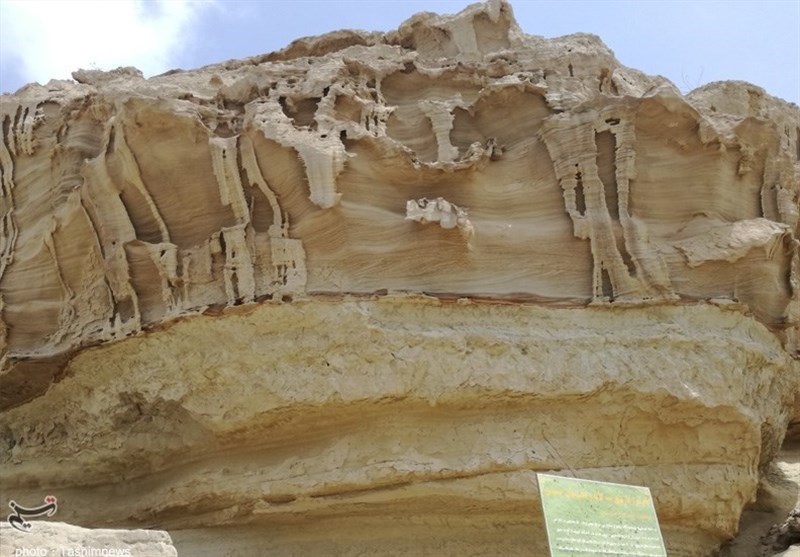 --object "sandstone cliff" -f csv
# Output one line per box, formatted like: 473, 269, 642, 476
1, 1, 799, 555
